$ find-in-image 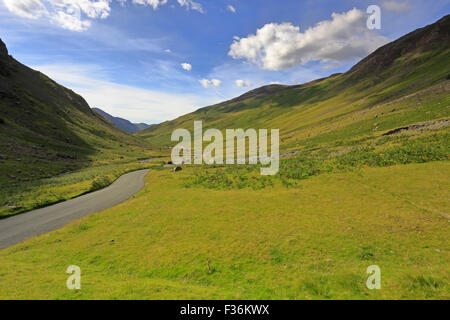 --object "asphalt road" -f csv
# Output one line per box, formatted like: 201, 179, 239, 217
0, 169, 150, 250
